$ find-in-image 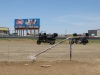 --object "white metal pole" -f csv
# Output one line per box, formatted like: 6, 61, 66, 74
70, 38, 72, 60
